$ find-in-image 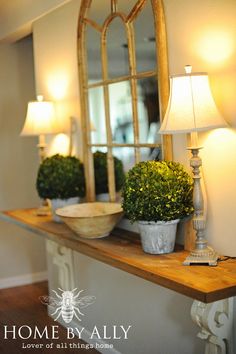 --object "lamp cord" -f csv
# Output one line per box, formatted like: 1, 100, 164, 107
218, 256, 236, 262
